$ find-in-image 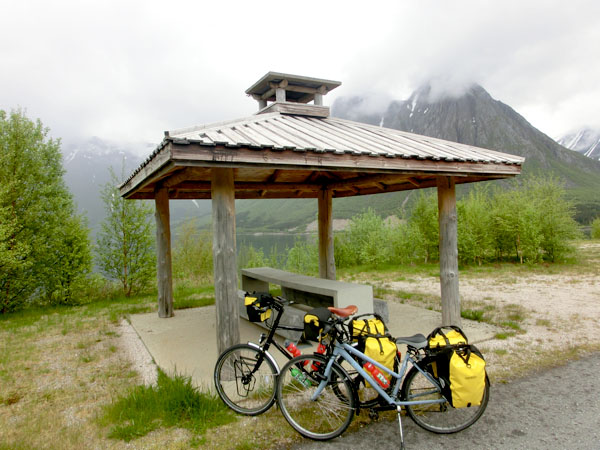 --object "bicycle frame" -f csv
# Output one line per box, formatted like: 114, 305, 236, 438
246, 296, 304, 374
312, 341, 445, 408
